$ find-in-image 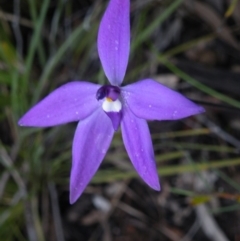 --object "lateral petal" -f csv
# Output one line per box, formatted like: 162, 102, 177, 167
70, 108, 114, 204
121, 107, 160, 191
18, 81, 101, 127
122, 79, 205, 121
98, 0, 130, 85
